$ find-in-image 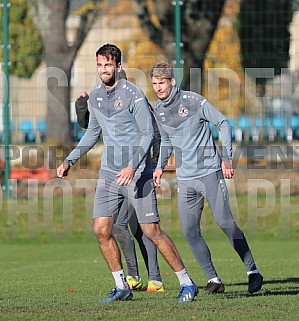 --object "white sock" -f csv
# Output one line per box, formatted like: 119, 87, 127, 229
247, 269, 259, 275
175, 269, 193, 286
112, 269, 127, 290
208, 277, 222, 284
